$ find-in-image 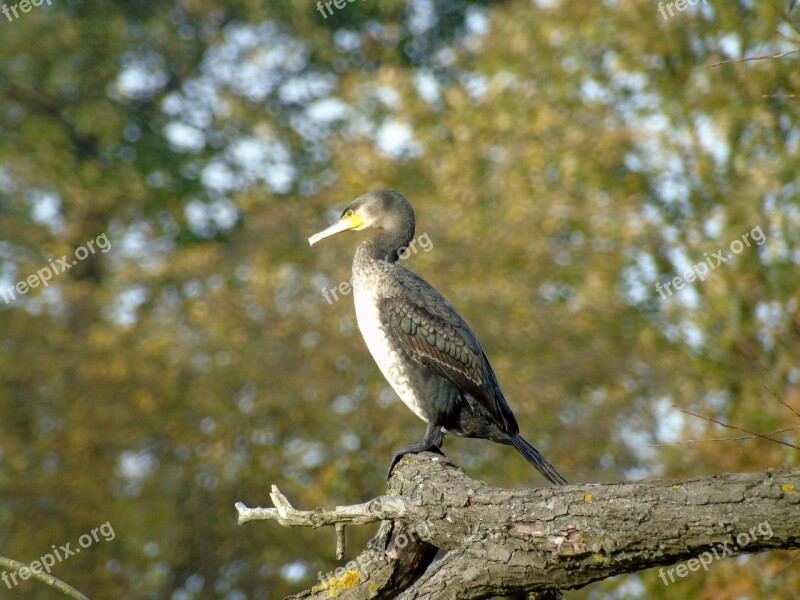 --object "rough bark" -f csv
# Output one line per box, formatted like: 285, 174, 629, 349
236, 453, 800, 599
